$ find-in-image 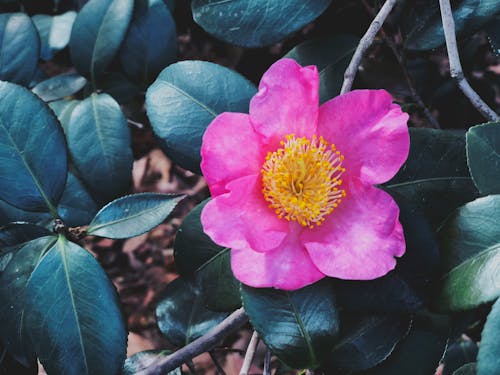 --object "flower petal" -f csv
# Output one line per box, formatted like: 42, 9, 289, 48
201, 174, 288, 252
318, 90, 409, 184
250, 58, 319, 144
302, 178, 405, 280
231, 223, 325, 290
201, 112, 265, 196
